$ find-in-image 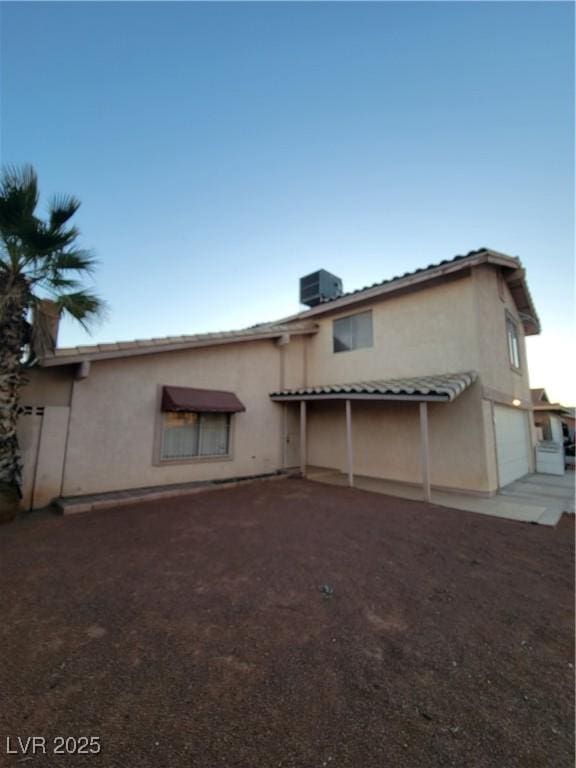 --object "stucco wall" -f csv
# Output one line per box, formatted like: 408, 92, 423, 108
298, 265, 535, 493
60, 340, 285, 496
16, 405, 70, 509
18, 367, 73, 509
17, 409, 43, 509
306, 383, 492, 493
303, 273, 480, 387
282, 335, 307, 389
20, 367, 73, 406
472, 265, 531, 403
33, 407, 70, 506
